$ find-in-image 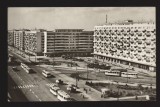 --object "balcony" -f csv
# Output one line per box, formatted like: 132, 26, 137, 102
134, 29, 139, 32
130, 35, 135, 39
142, 29, 146, 33
146, 45, 155, 49
137, 35, 145, 40
130, 32, 134, 36
137, 39, 143, 44
145, 49, 151, 54
126, 28, 130, 32
145, 58, 150, 62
